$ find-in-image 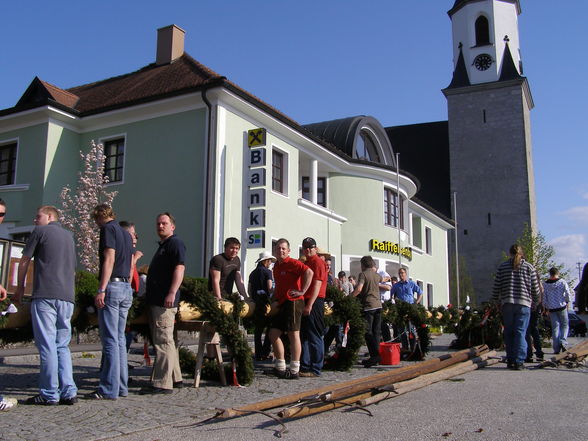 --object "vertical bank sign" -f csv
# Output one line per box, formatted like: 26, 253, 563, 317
247, 128, 266, 248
